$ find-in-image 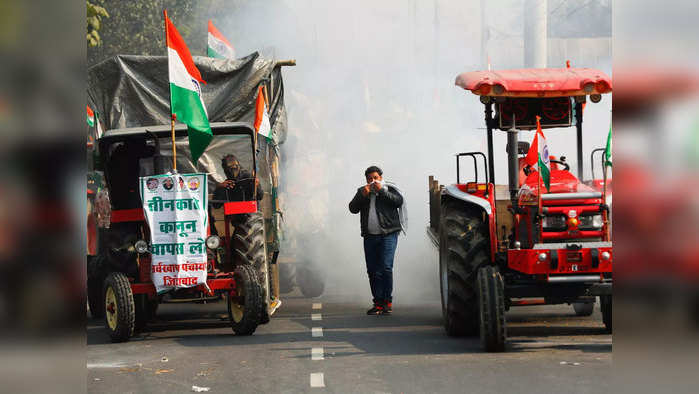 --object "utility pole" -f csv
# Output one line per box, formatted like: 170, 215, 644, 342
524, 0, 547, 68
